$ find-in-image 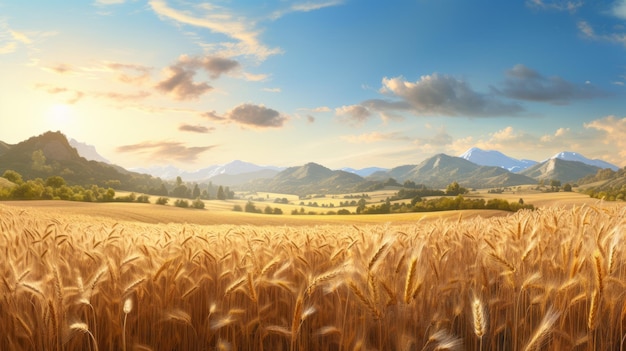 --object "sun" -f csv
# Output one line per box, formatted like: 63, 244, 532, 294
46, 104, 74, 127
